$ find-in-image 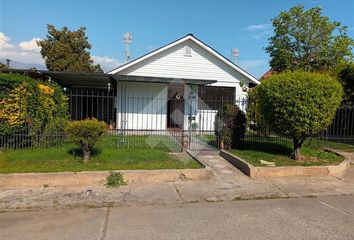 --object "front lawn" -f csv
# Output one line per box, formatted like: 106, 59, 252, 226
0, 135, 202, 174
229, 137, 348, 167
